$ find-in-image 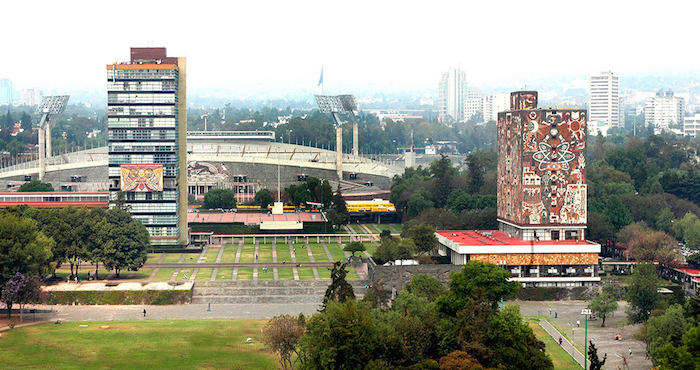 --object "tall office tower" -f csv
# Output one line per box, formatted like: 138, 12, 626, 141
482, 93, 510, 123
588, 71, 620, 132
498, 91, 588, 241
438, 66, 467, 122
20, 88, 42, 106
107, 47, 188, 246
464, 87, 483, 121
645, 89, 685, 130
0, 79, 12, 105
